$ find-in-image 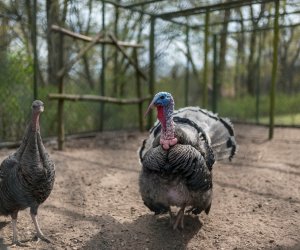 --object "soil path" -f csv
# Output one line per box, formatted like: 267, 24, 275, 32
0, 124, 299, 250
